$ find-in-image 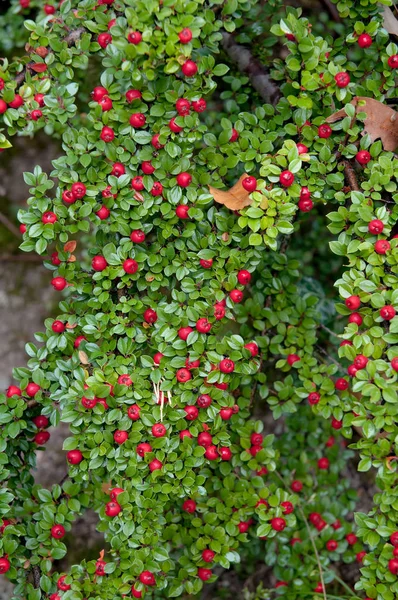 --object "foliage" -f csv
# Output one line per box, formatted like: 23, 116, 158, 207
1, 0, 398, 599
